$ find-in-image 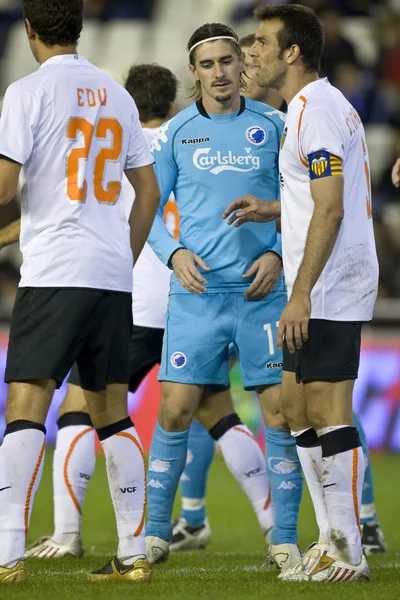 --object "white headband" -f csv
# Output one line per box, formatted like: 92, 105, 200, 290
189, 36, 239, 56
